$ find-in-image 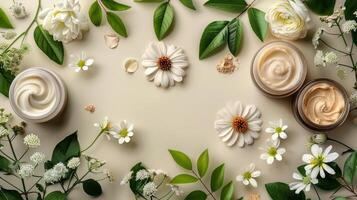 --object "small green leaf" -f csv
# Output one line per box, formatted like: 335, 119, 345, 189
247, 7, 268, 42
197, 149, 209, 177
44, 191, 66, 200
51, 131, 80, 164
344, 0, 357, 45
199, 21, 229, 59
154, 2, 174, 40
227, 18, 243, 56
34, 25, 64, 65
344, 151, 357, 184
0, 8, 13, 29
0, 154, 10, 173
220, 181, 234, 200
334, 197, 347, 200
168, 149, 192, 170
184, 190, 207, 200
265, 182, 306, 200
82, 179, 103, 197
106, 12, 128, 37
102, 0, 131, 11
0, 67, 15, 97
170, 174, 198, 184
36, 183, 45, 192
304, 0, 335, 15
89, 1, 102, 26
210, 164, 225, 192
129, 162, 149, 196
204, 0, 247, 13
0, 188, 22, 200
179, 0, 196, 10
